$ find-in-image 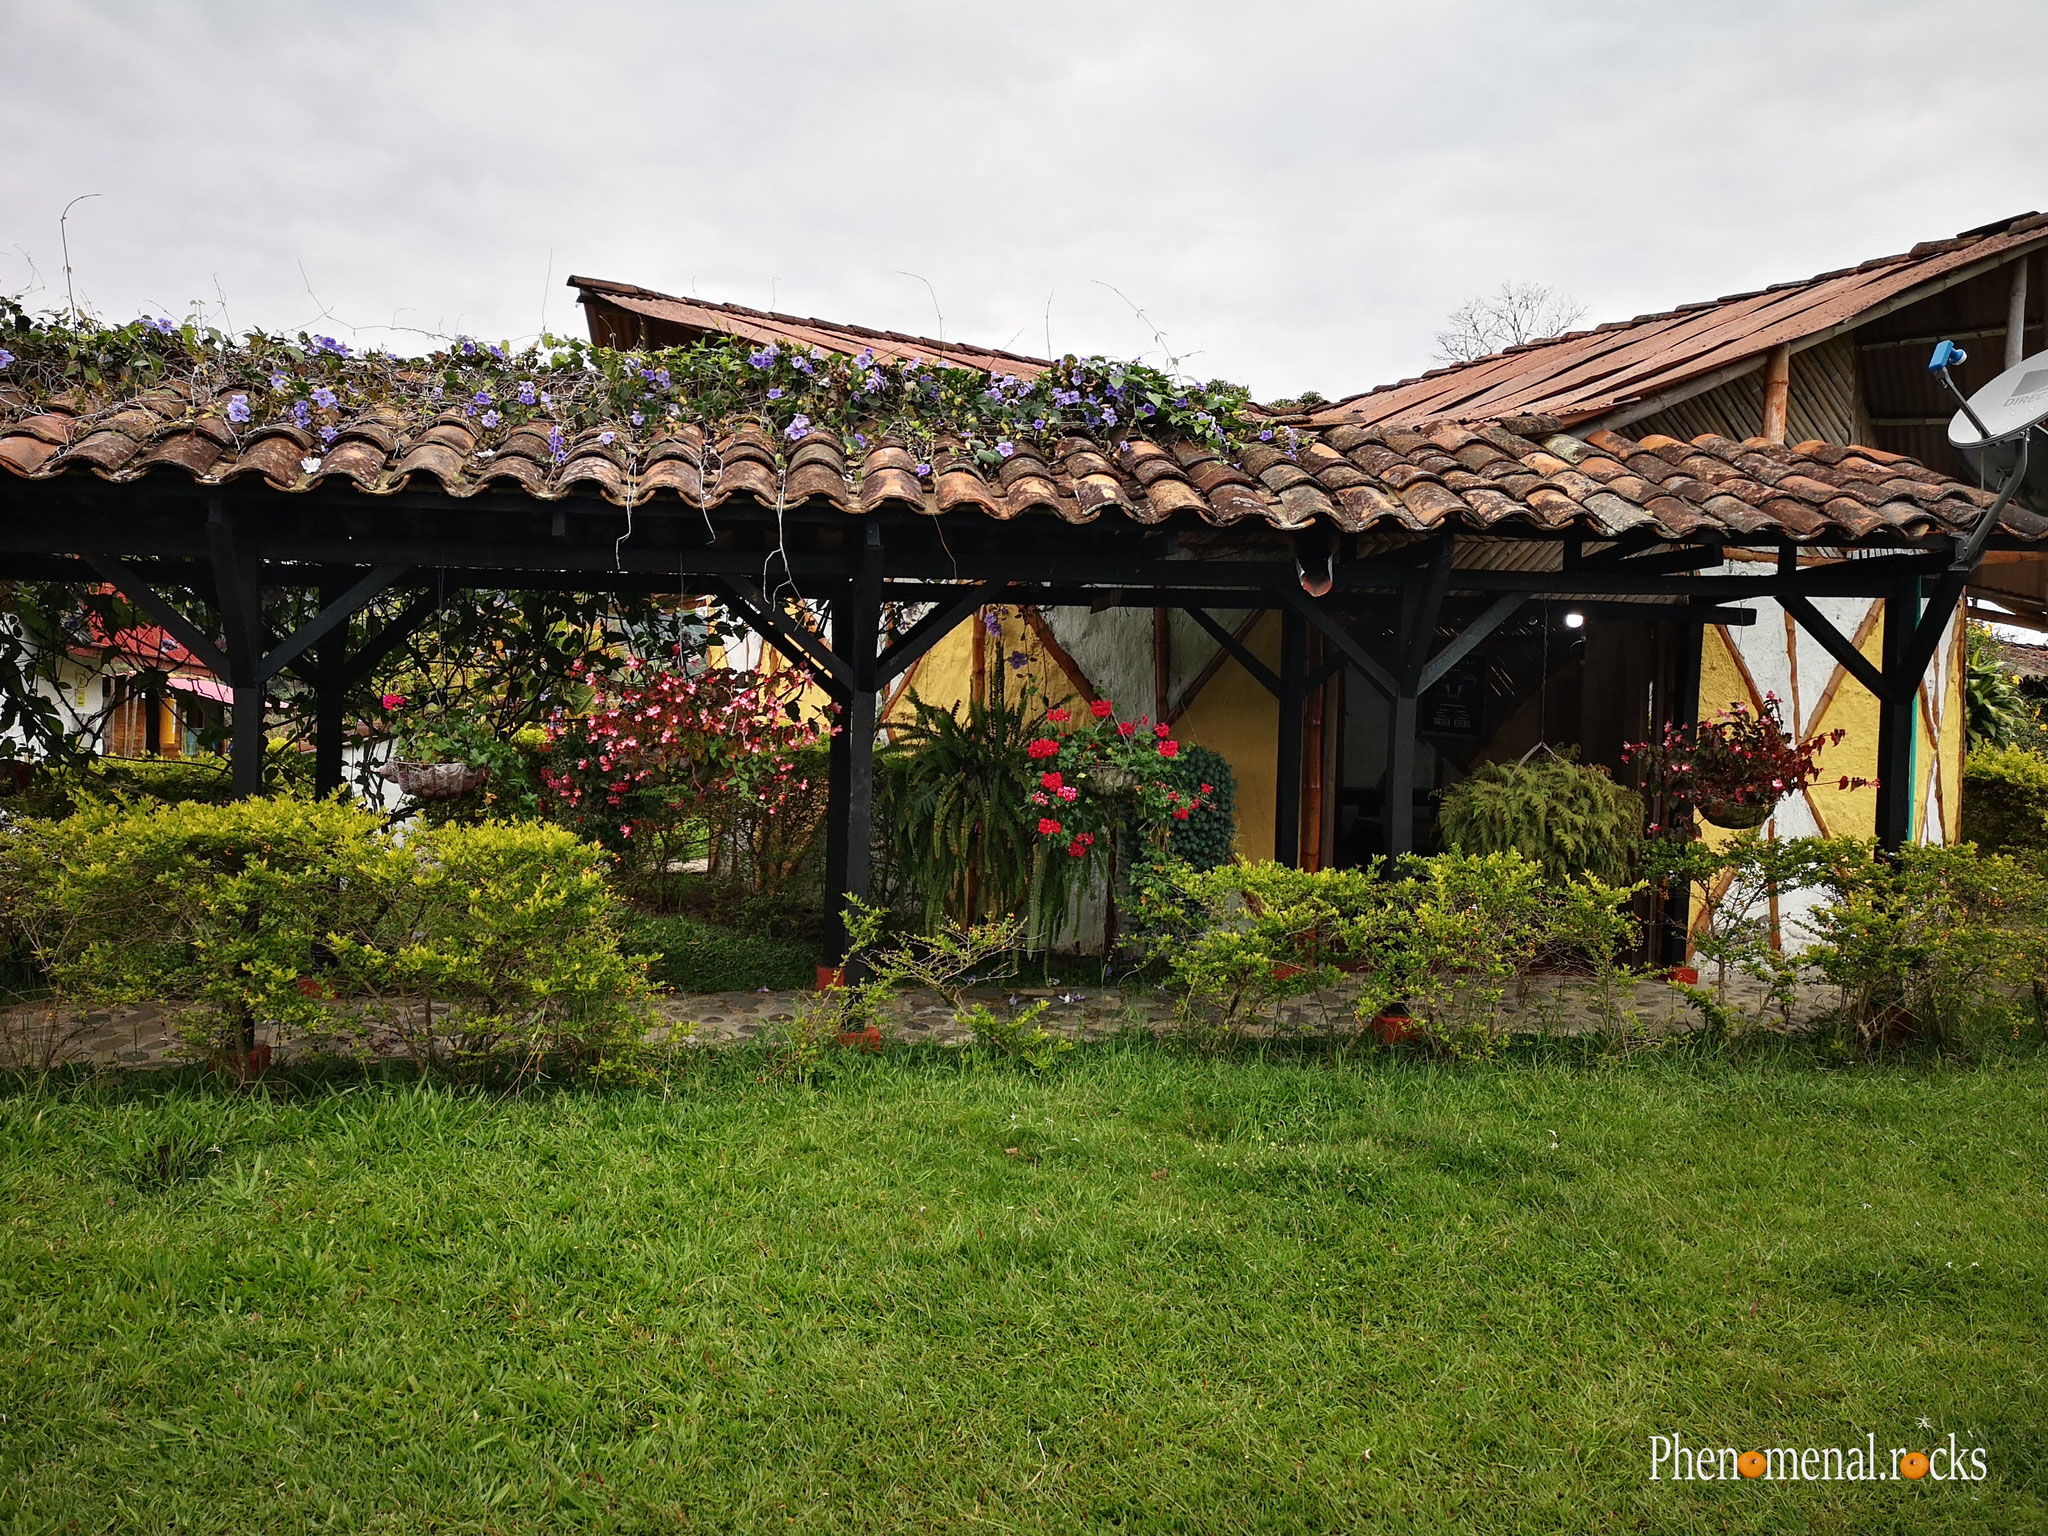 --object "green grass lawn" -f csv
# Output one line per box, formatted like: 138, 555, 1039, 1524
2, 1042, 2044, 1533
